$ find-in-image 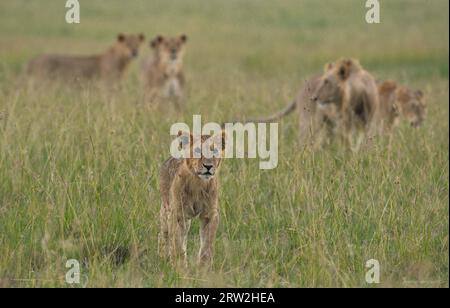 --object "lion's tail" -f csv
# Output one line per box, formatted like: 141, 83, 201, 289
223, 100, 297, 127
